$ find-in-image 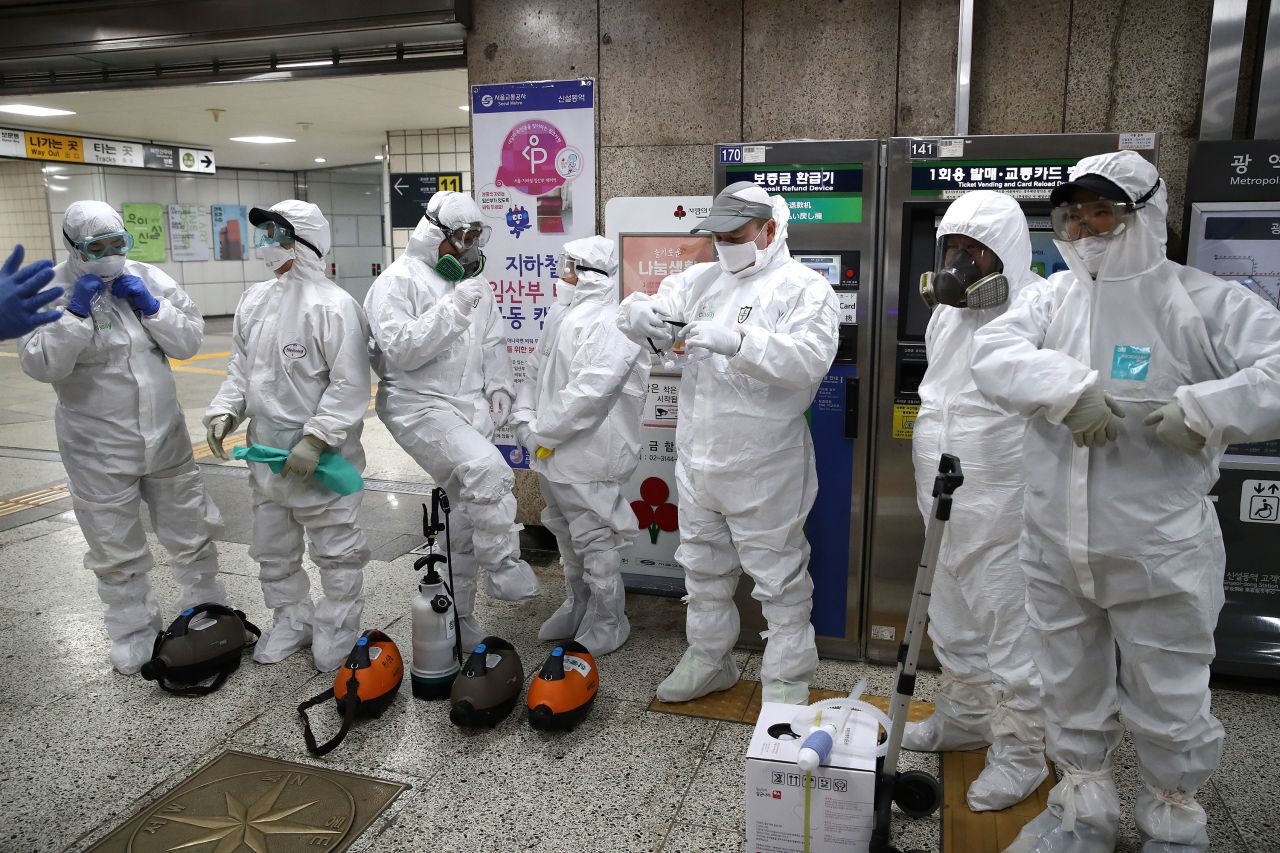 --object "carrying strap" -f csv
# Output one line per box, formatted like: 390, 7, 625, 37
149, 608, 261, 697
299, 669, 361, 756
